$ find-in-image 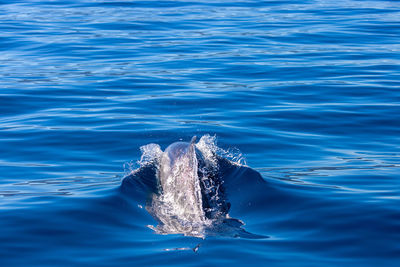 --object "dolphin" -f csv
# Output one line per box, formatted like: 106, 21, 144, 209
121, 135, 267, 239
147, 136, 229, 236
156, 136, 206, 225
